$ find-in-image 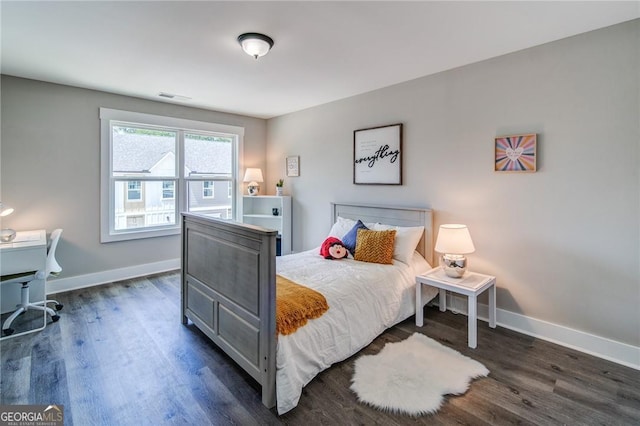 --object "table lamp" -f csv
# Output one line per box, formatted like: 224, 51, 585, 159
0, 202, 16, 242
243, 168, 264, 196
434, 224, 475, 278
